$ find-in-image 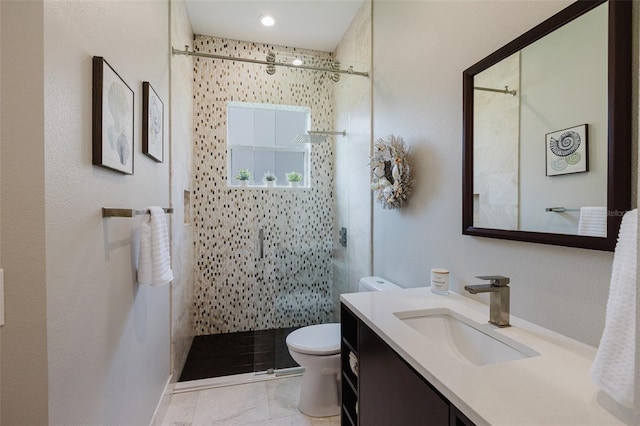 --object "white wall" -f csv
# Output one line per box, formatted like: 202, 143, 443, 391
372, 0, 633, 346
43, 1, 170, 424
